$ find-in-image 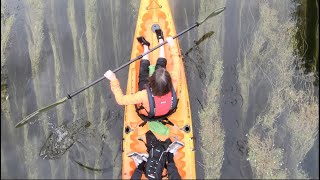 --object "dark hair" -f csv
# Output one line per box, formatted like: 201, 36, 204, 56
148, 67, 172, 96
